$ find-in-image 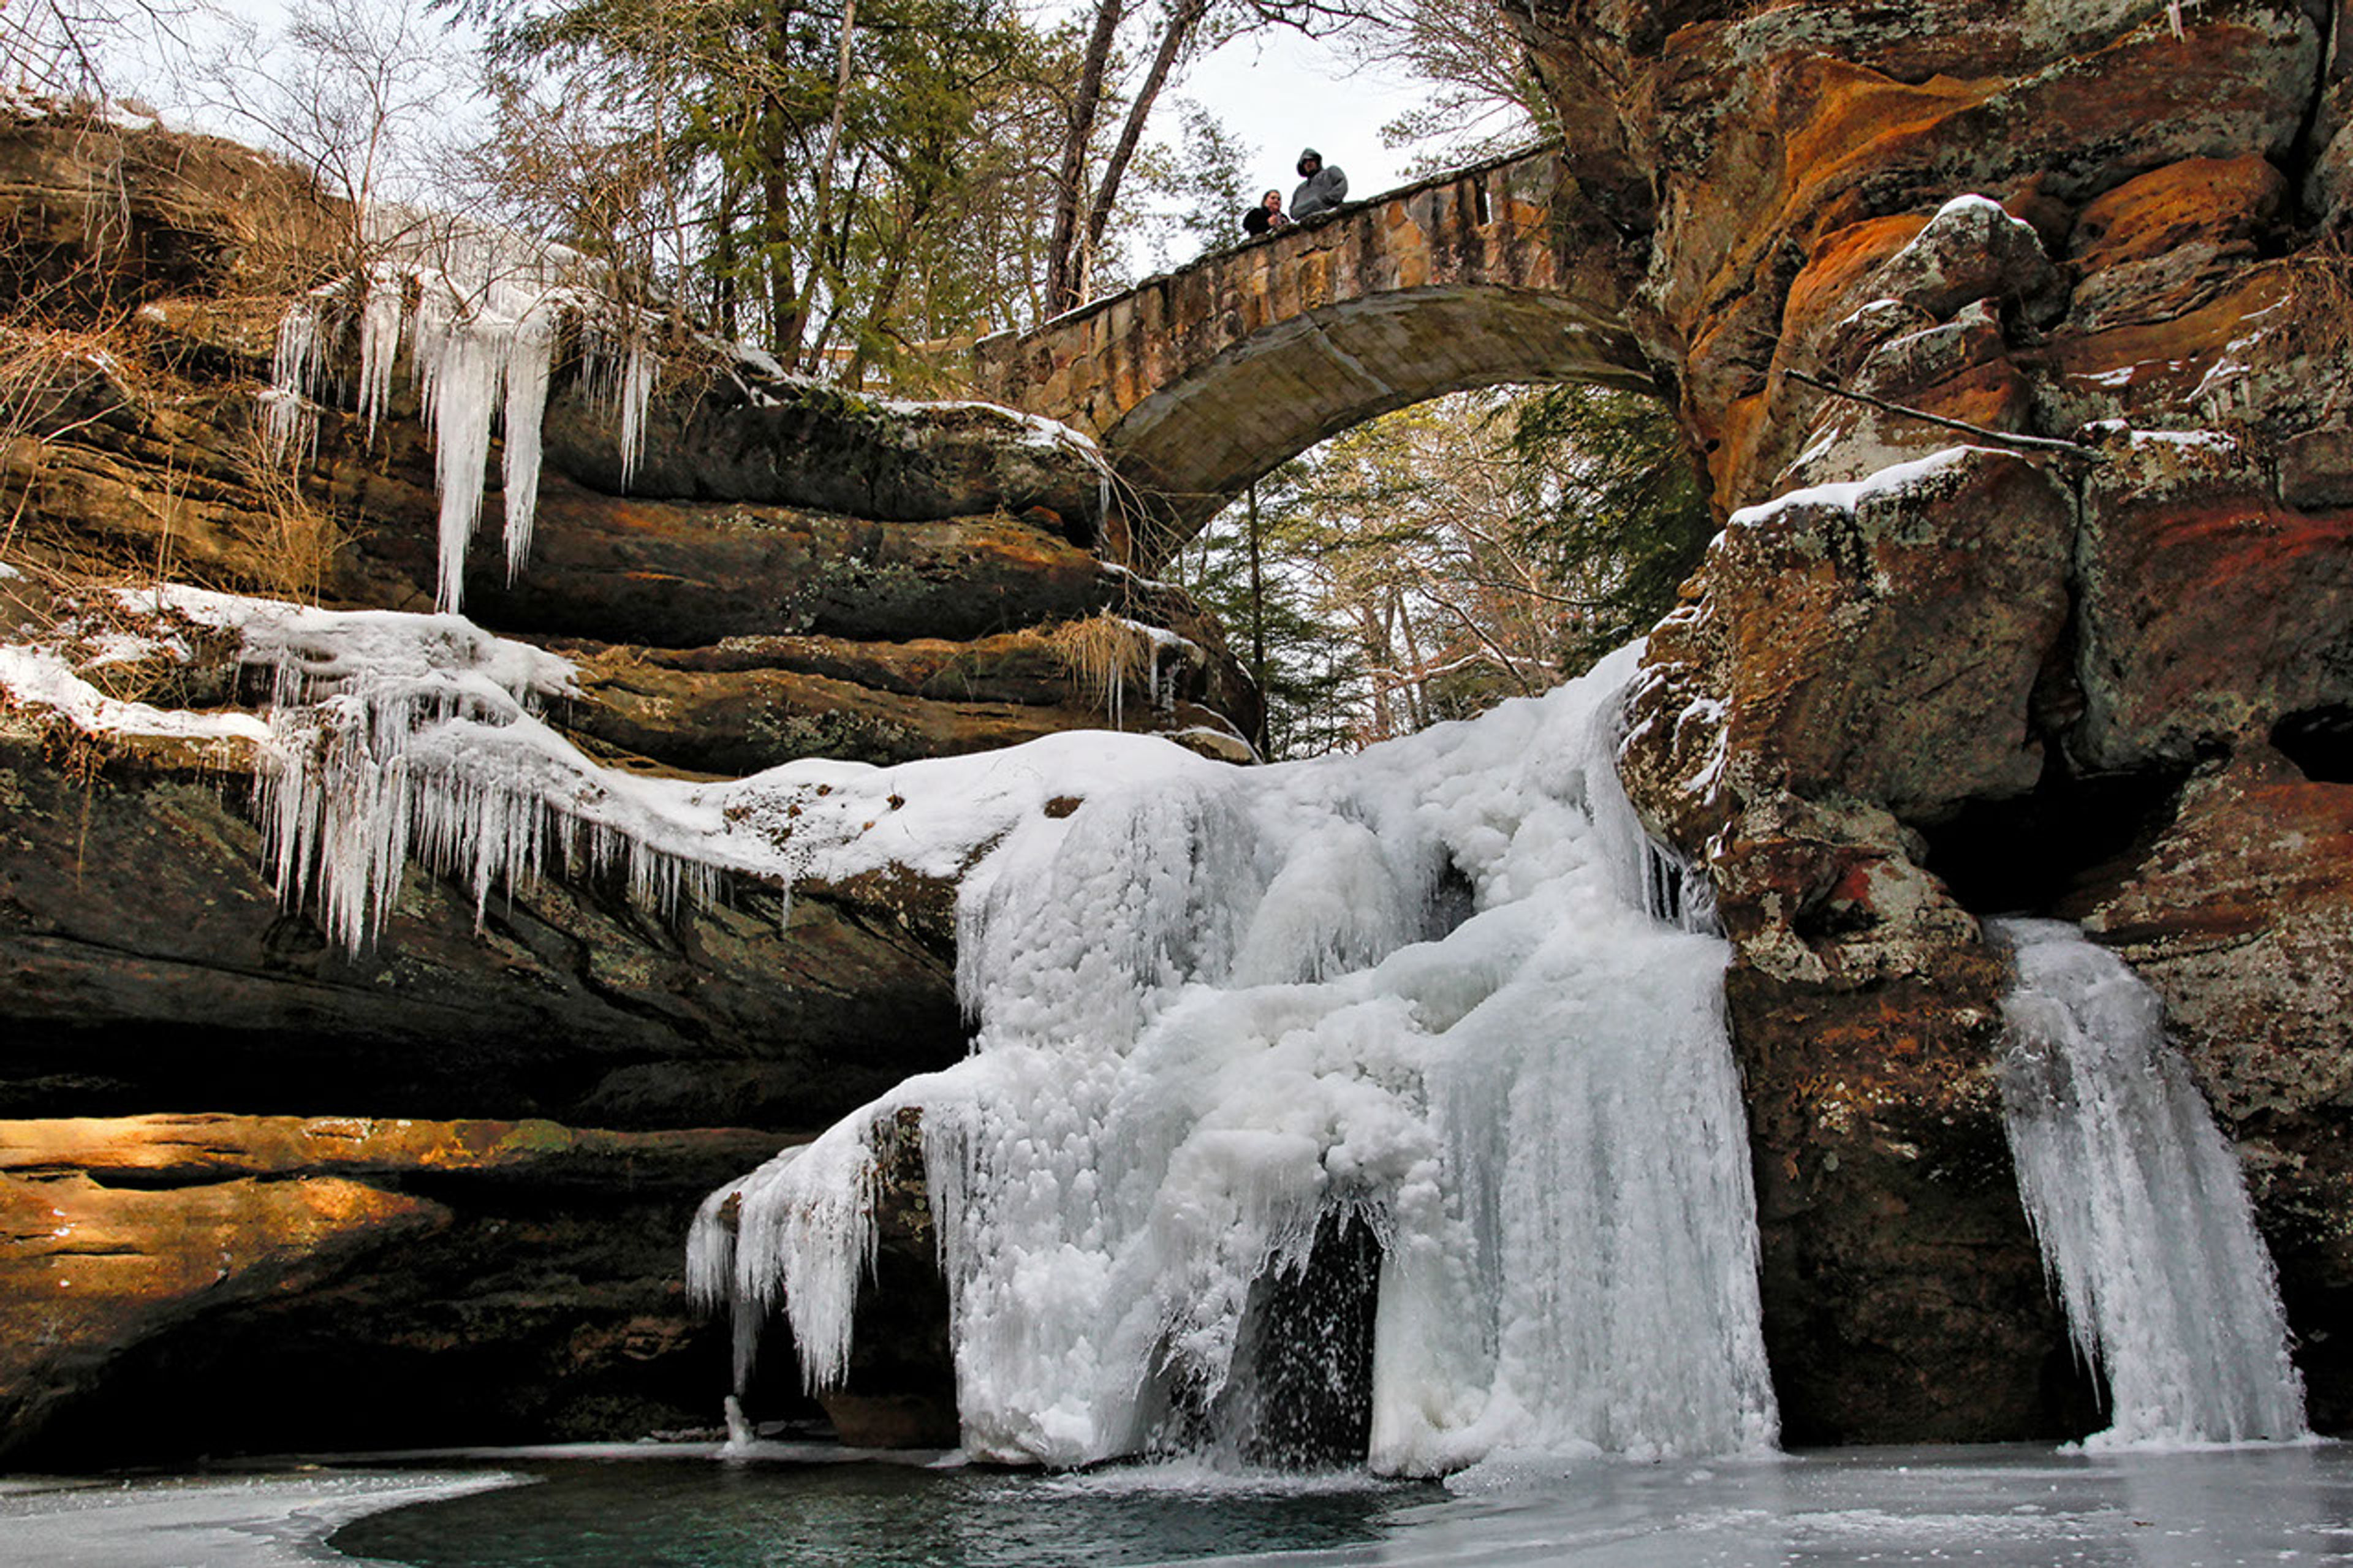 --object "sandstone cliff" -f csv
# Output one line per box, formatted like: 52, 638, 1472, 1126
0, 104, 1256, 1463
9, 0, 2353, 1463
1518, 0, 2353, 1437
